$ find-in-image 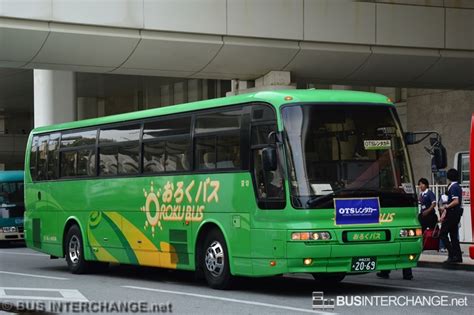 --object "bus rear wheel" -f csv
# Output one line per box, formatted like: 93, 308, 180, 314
312, 273, 346, 284
65, 225, 93, 274
202, 229, 233, 289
